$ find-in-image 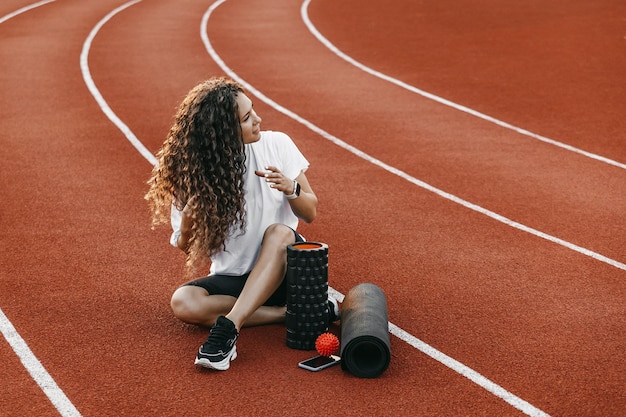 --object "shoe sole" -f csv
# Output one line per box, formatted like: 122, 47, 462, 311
195, 346, 237, 371
329, 298, 340, 322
